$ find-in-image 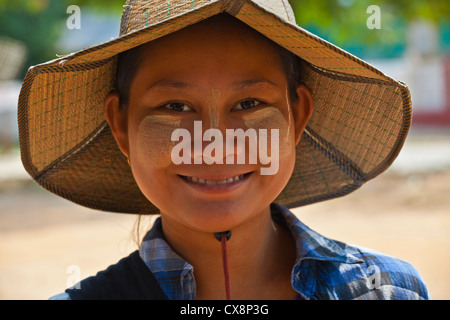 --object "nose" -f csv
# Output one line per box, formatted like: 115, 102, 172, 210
200, 89, 242, 132
192, 97, 247, 165
206, 89, 221, 130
